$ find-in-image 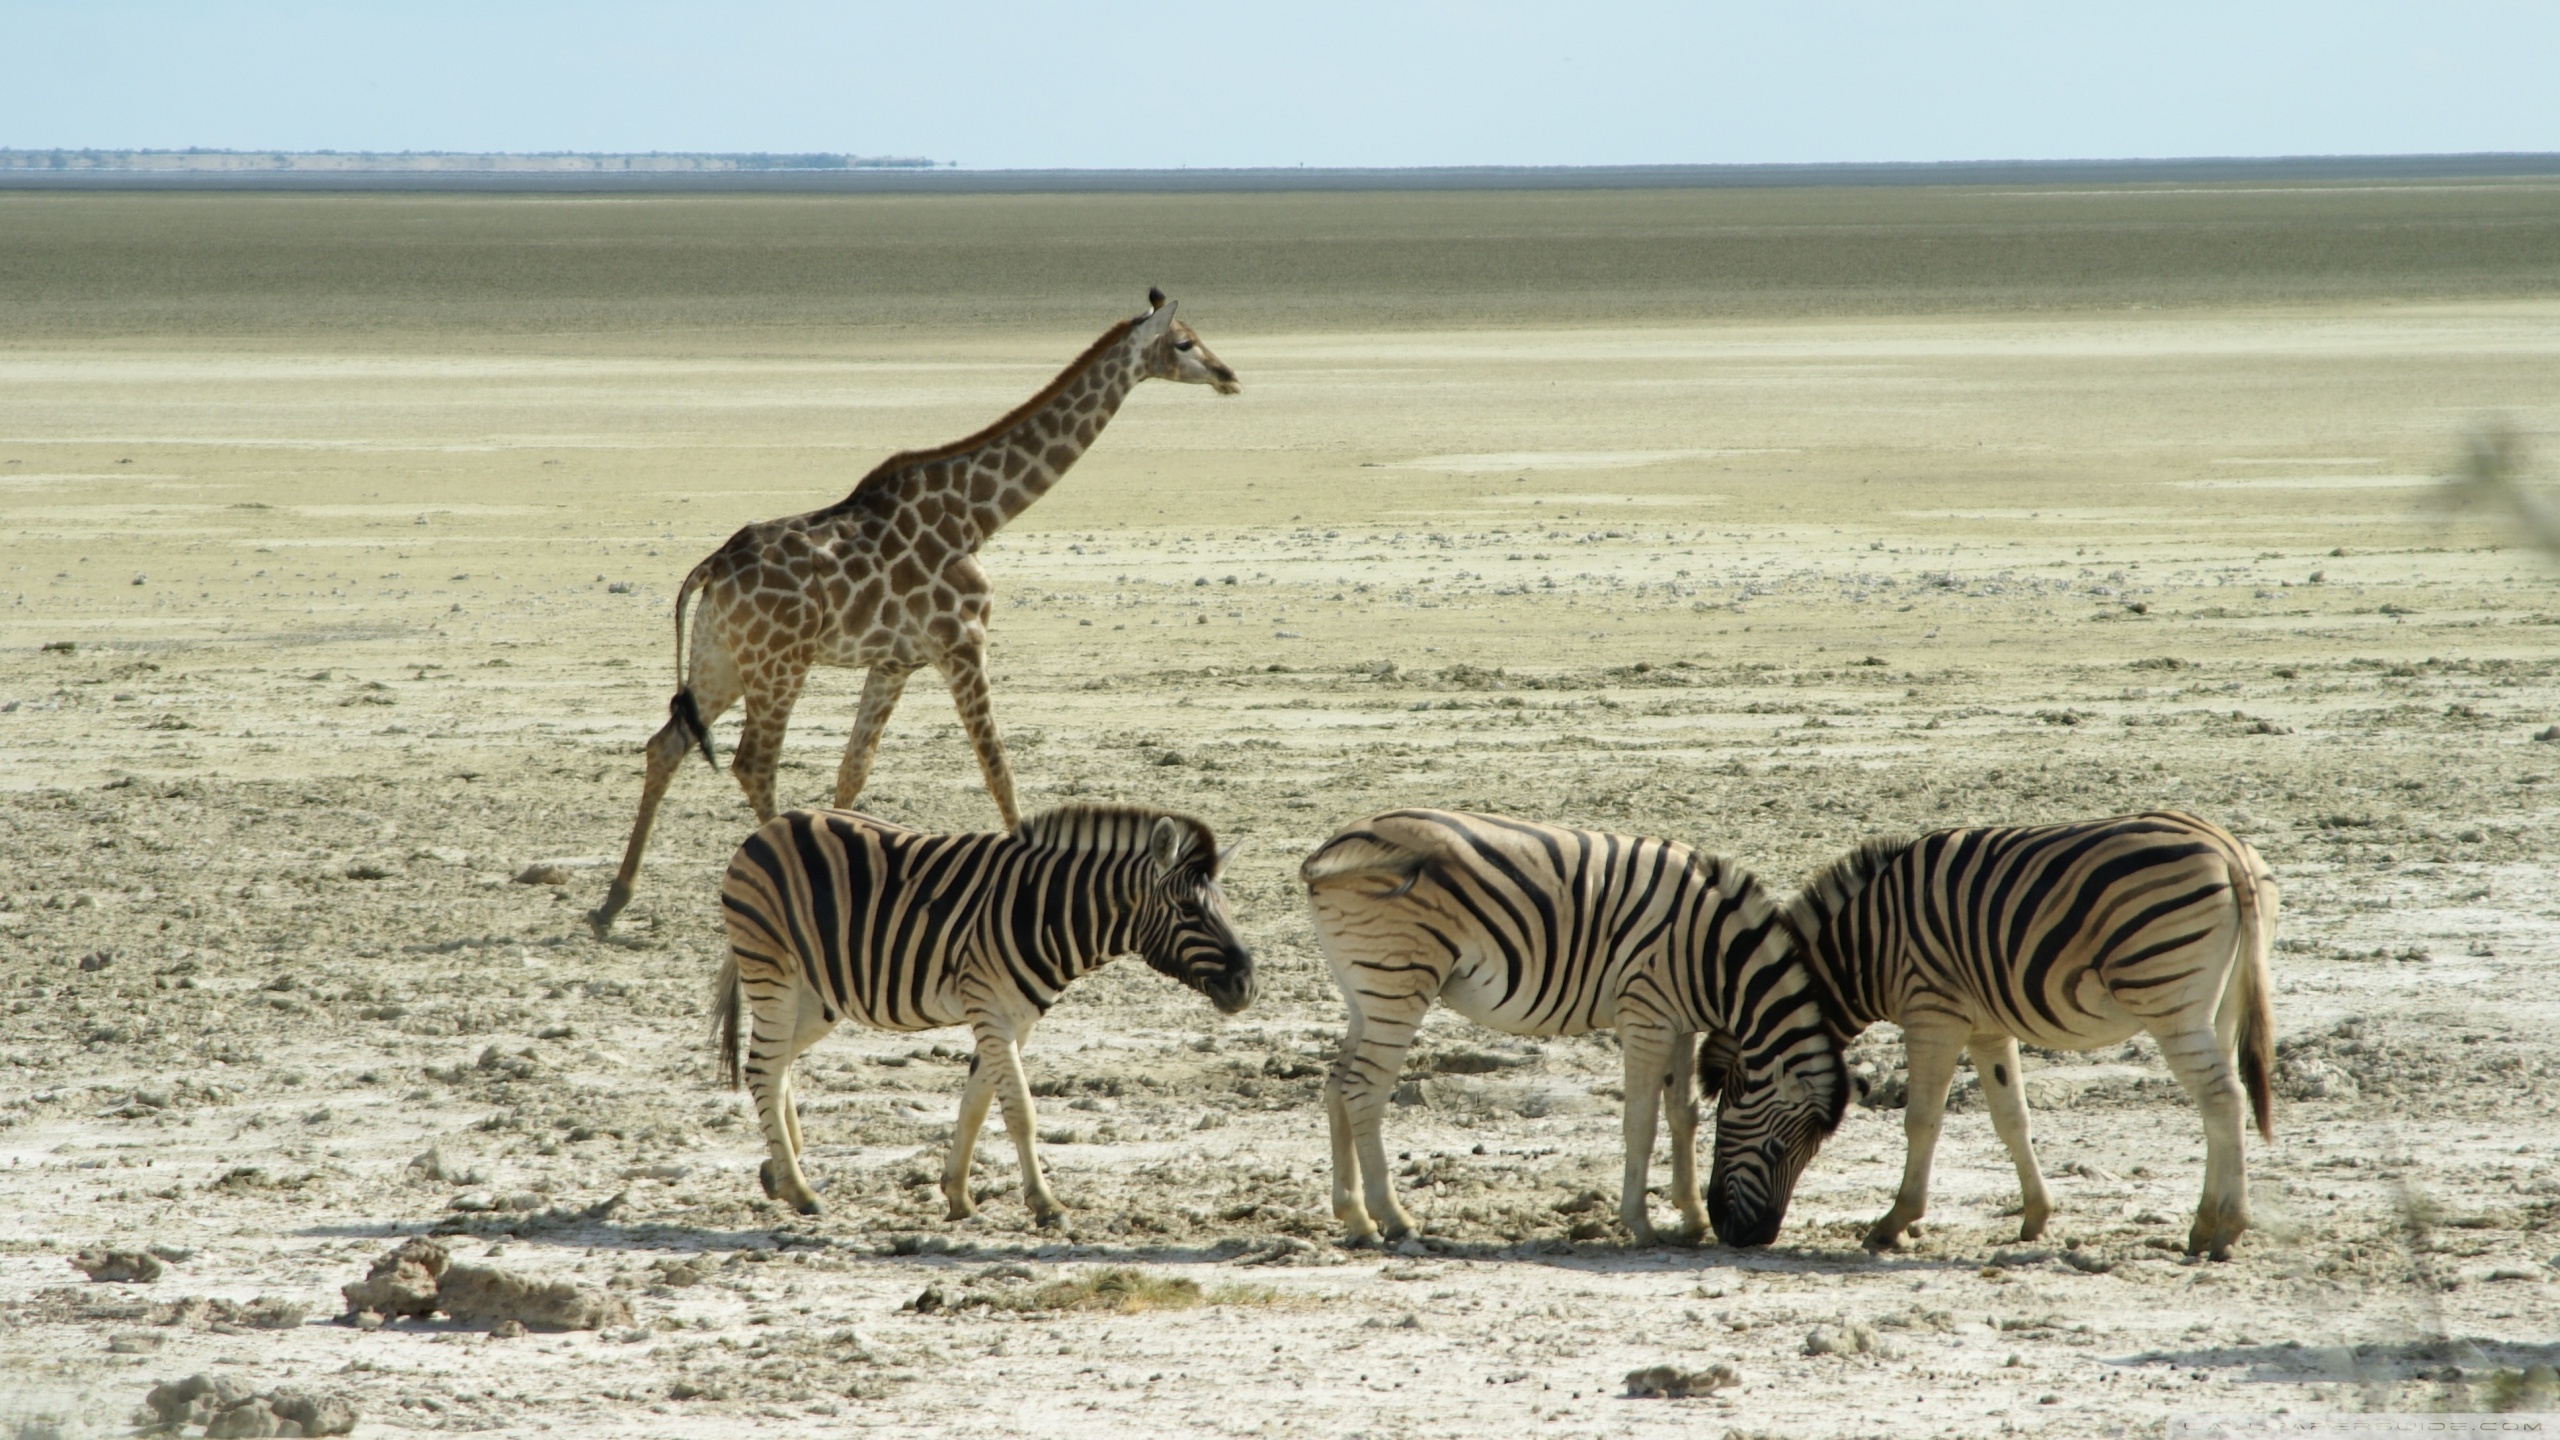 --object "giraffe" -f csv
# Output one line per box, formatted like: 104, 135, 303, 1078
588, 290, 1239, 938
